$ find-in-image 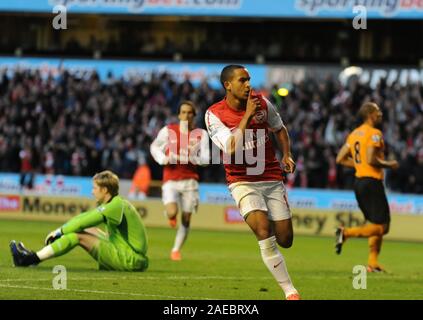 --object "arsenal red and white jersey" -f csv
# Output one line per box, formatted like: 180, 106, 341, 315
205, 95, 284, 184
150, 123, 209, 183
